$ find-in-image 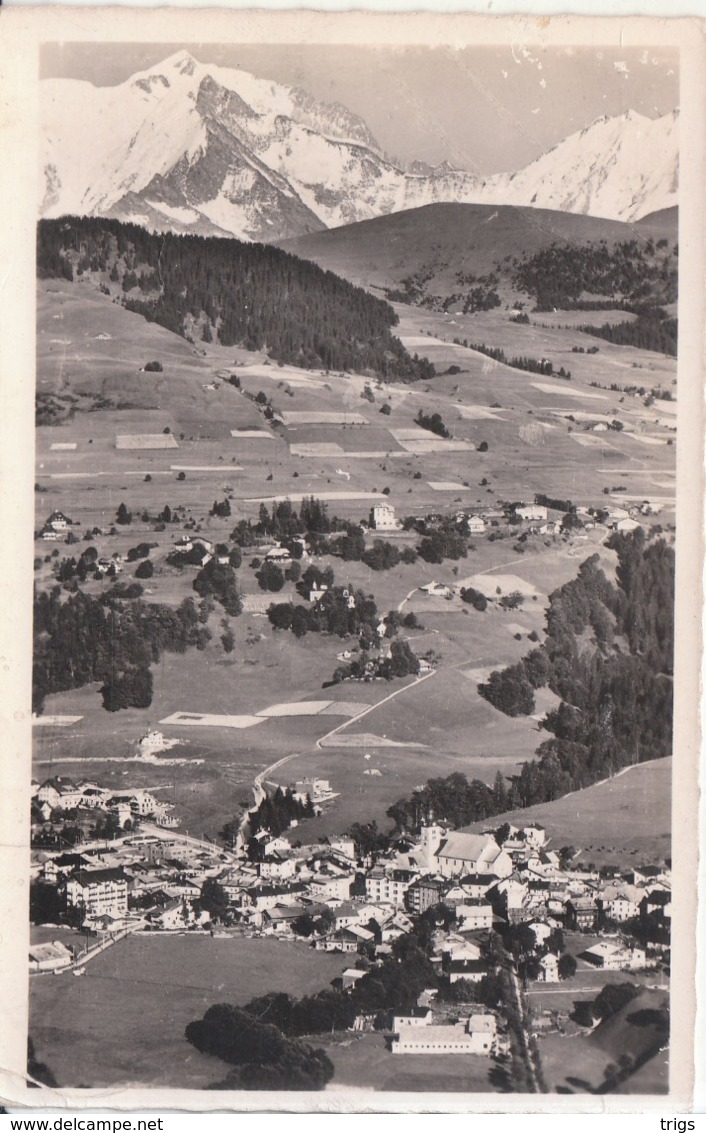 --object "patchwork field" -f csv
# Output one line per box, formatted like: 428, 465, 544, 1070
34, 267, 675, 850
